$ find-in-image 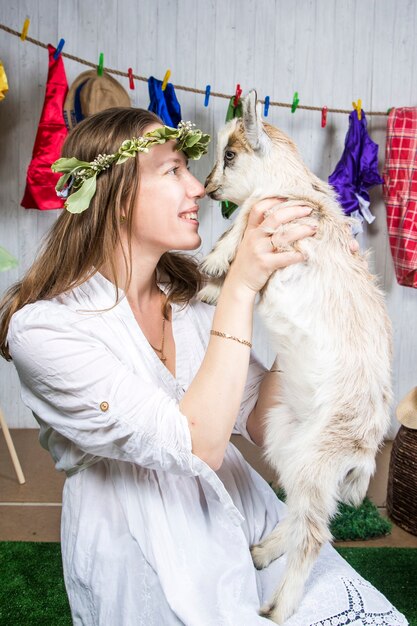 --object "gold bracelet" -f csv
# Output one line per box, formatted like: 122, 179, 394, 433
210, 330, 252, 348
